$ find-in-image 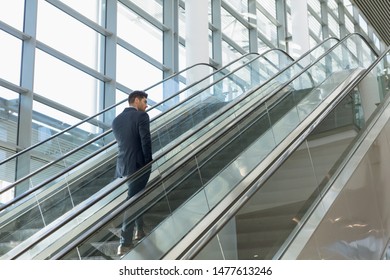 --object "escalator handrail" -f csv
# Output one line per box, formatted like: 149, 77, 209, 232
2, 35, 342, 258
171, 49, 390, 261
174, 69, 367, 259
273, 46, 390, 260
4, 35, 344, 258
45, 33, 377, 260
0, 49, 292, 200
6, 35, 342, 260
